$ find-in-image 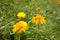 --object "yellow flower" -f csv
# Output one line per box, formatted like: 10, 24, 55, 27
12, 21, 28, 34
17, 12, 26, 19
36, 7, 41, 11
48, 0, 60, 5
31, 14, 46, 24
56, 0, 60, 4
32, 17, 39, 24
